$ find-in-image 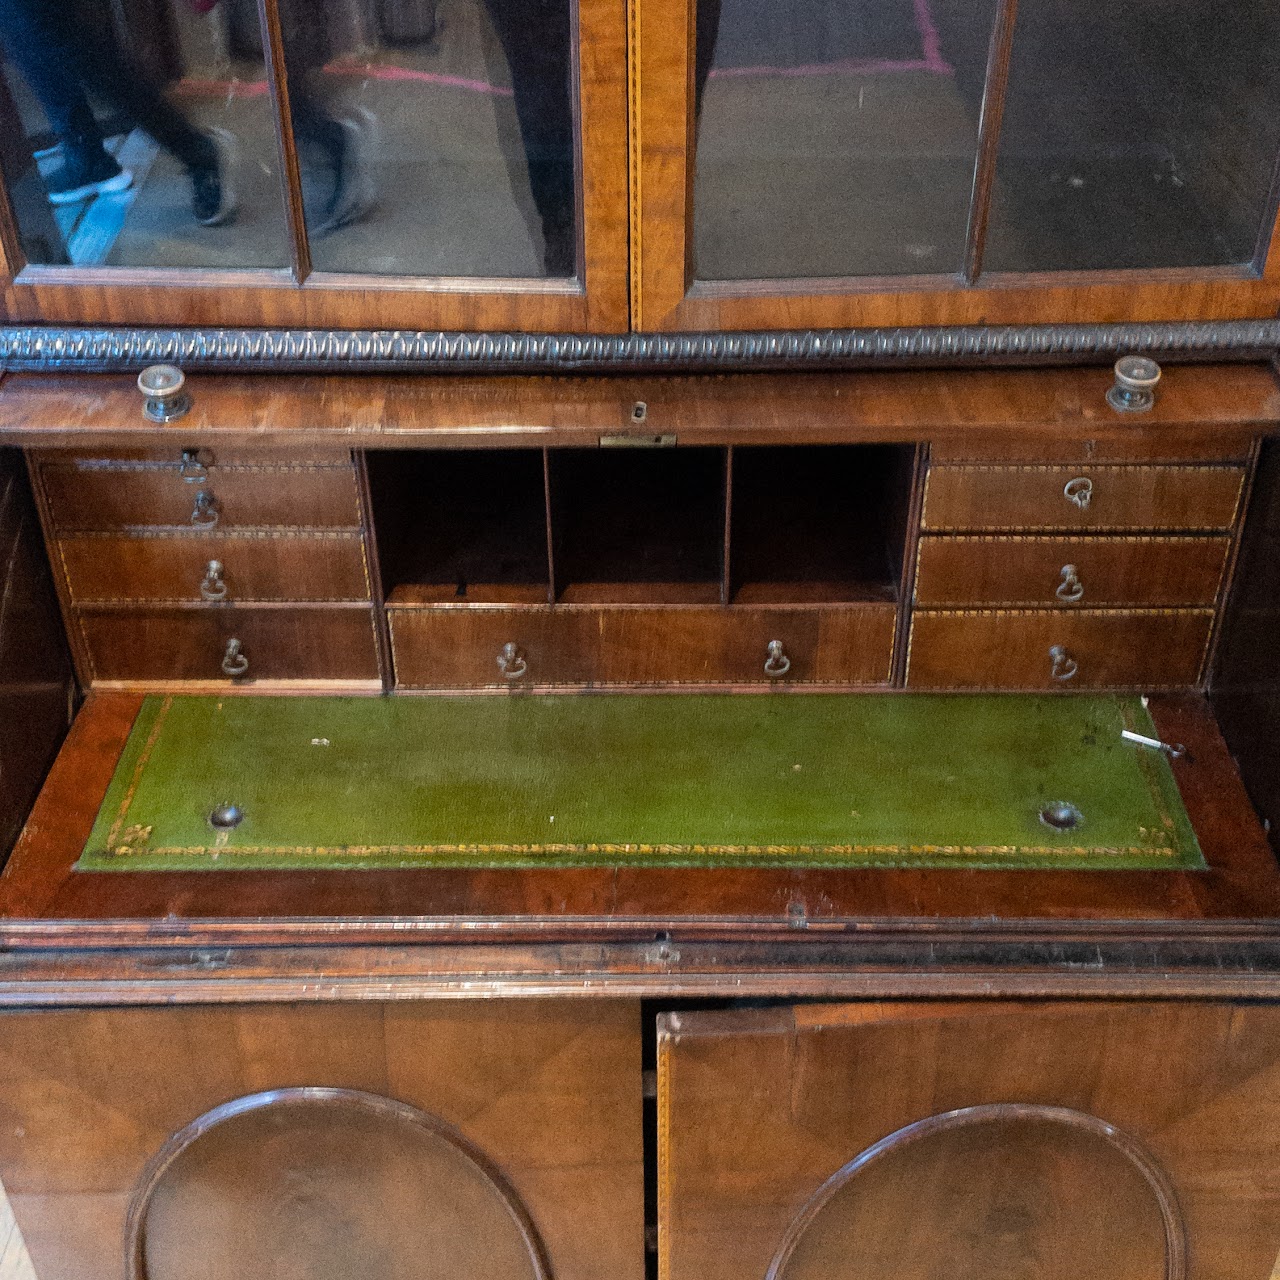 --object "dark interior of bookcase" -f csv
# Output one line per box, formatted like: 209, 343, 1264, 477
370, 443, 915, 608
